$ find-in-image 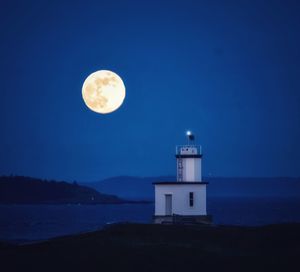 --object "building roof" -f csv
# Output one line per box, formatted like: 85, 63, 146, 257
153, 181, 209, 185
175, 154, 203, 158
